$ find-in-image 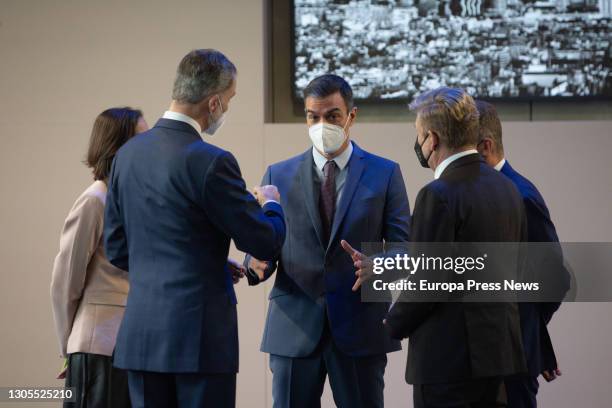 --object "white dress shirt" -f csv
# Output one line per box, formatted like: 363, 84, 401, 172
434, 149, 479, 180
163, 111, 202, 134
312, 141, 353, 205
494, 158, 506, 171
